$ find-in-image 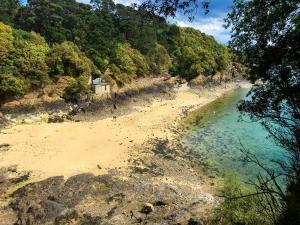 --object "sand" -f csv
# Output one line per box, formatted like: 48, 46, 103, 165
0, 82, 246, 181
